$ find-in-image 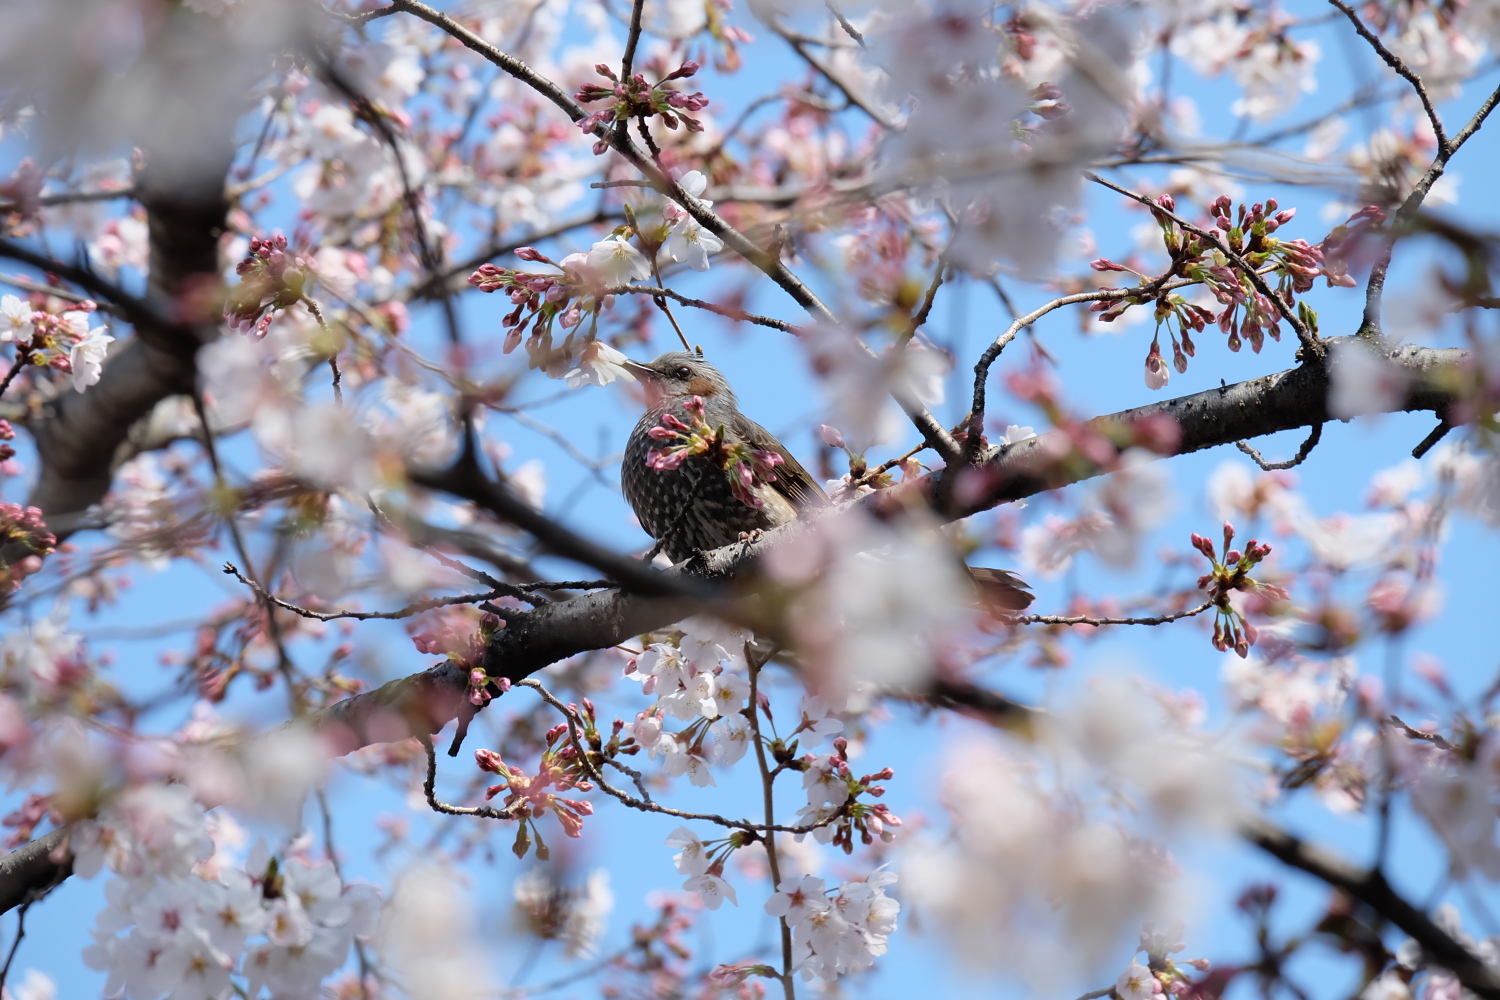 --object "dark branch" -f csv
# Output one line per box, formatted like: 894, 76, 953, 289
1245, 816, 1500, 1000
